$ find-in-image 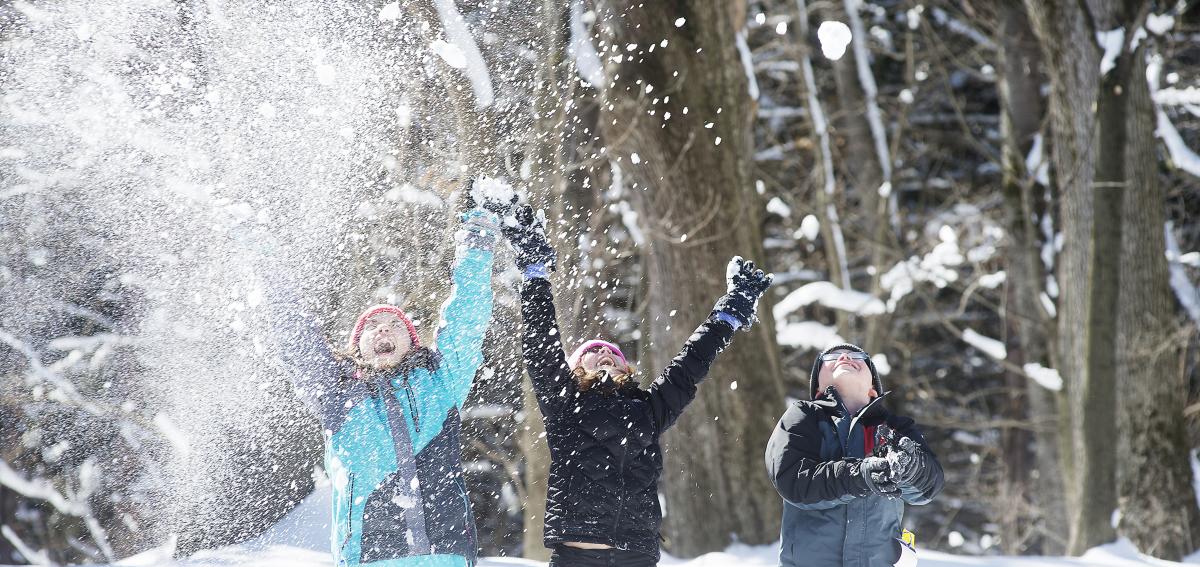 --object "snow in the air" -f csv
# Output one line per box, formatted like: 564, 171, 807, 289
816, 21, 852, 61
